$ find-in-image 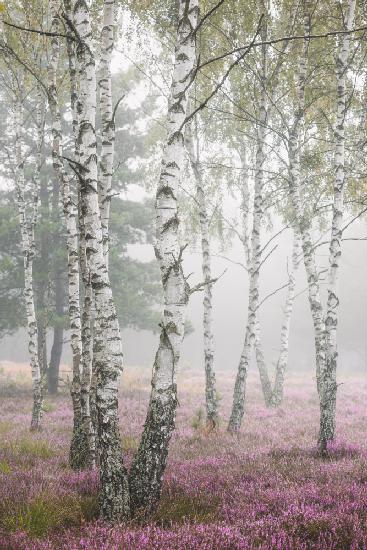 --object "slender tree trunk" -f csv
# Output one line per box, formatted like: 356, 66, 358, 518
13, 99, 43, 431
36, 283, 49, 388
287, 2, 327, 404
35, 176, 50, 385
239, 147, 251, 266
37, 320, 48, 383
49, 324, 63, 394
85, 0, 118, 465
271, 232, 300, 406
48, 169, 65, 395
81, 282, 96, 468
186, 122, 218, 430
320, 0, 356, 451
74, 0, 129, 520
228, 4, 269, 432
250, 232, 300, 408
129, 0, 199, 516
98, 0, 115, 263
48, 266, 65, 395
65, 0, 96, 469
47, 0, 85, 467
